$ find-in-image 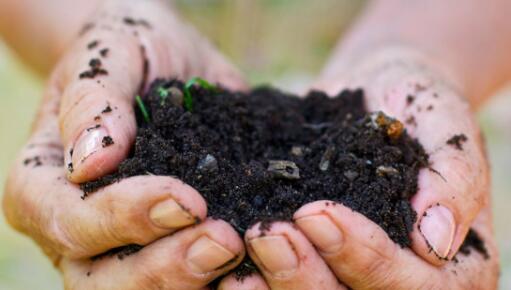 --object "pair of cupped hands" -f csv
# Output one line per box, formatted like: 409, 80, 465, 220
2, 0, 499, 289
